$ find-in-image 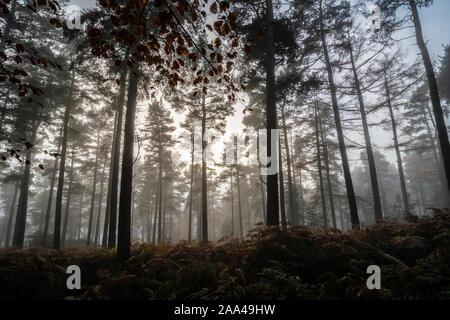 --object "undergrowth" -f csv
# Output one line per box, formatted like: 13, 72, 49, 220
0, 209, 449, 300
